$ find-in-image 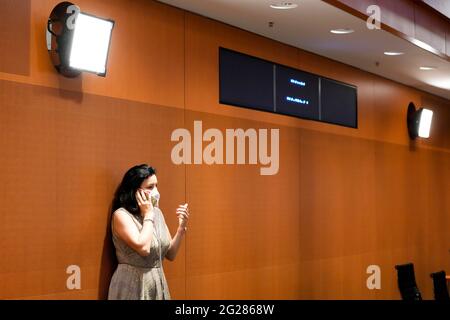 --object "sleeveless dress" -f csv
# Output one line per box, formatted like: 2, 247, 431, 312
108, 207, 172, 300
